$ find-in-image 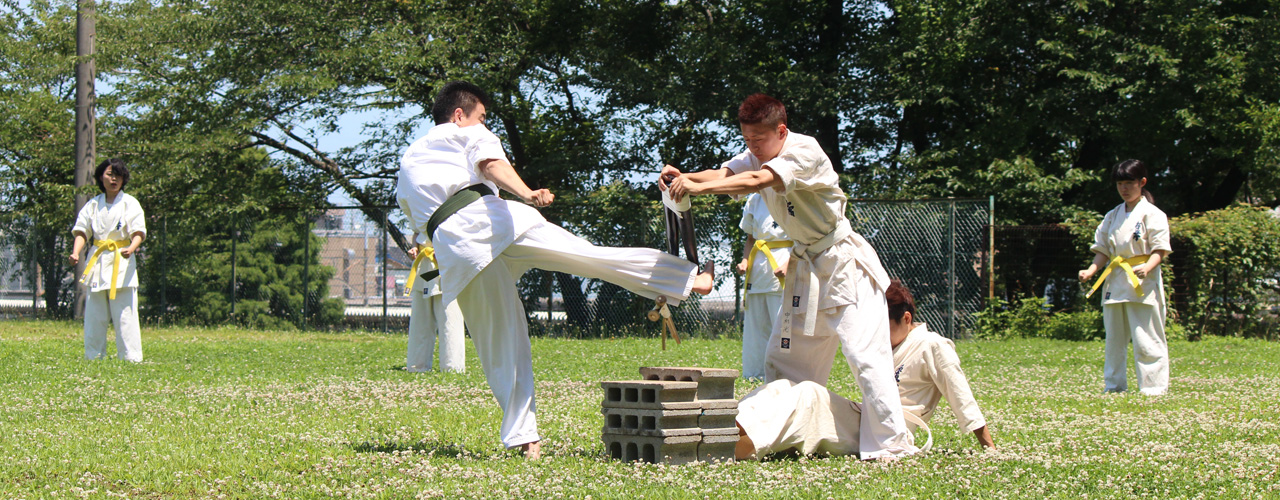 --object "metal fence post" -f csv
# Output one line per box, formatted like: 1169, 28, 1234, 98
30, 224, 38, 319
302, 216, 310, 331
381, 209, 388, 333
988, 195, 995, 300
159, 215, 166, 325
231, 229, 238, 319
948, 200, 956, 338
